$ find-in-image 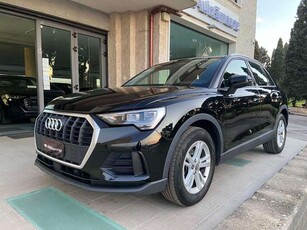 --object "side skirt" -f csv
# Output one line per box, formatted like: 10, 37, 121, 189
220, 130, 274, 162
